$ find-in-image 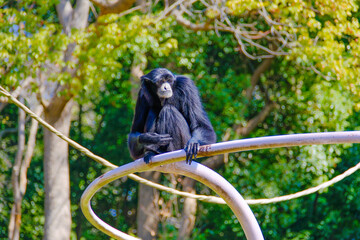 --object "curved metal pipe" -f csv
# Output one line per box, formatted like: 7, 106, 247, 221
157, 162, 264, 239
81, 160, 264, 239
81, 131, 360, 239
